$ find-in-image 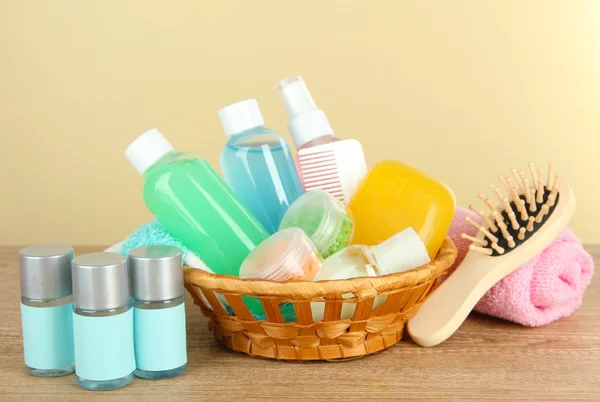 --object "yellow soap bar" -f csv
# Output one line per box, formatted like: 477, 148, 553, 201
347, 160, 455, 260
